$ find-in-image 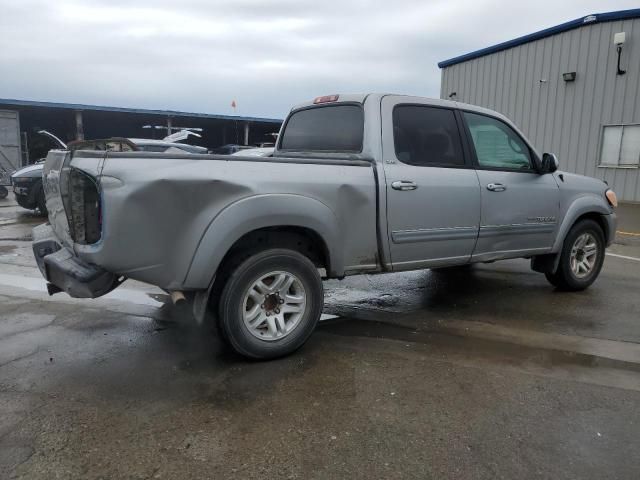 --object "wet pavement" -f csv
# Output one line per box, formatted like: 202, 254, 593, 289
1, 196, 640, 479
